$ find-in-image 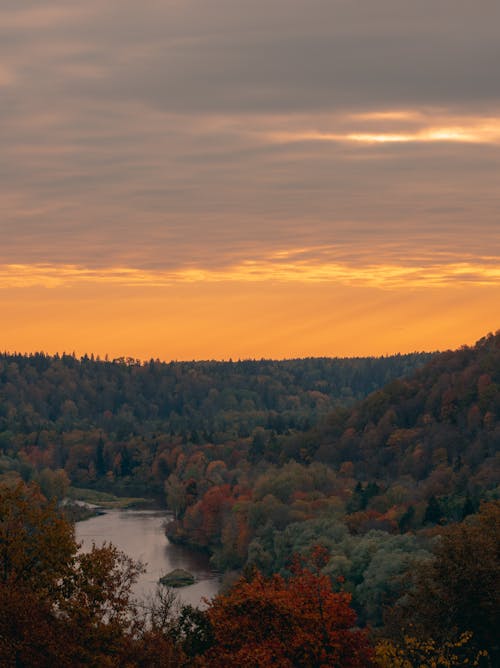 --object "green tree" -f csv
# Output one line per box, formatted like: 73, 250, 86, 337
390, 501, 500, 664
423, 495, 443, 525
